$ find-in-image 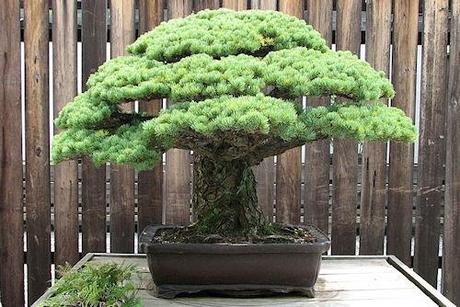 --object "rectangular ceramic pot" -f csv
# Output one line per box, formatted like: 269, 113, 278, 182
139, 225, 331, 298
